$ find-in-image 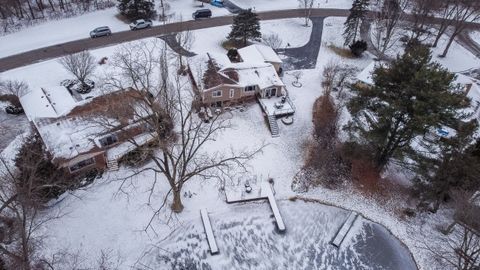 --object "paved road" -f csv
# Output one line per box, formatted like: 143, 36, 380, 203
1, 8, 480, 73
0, 9, 349, 73
458, 31, 480, 58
